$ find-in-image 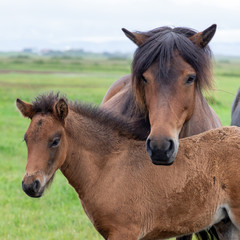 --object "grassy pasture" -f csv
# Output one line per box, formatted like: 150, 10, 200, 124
0, 54, 239, 240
